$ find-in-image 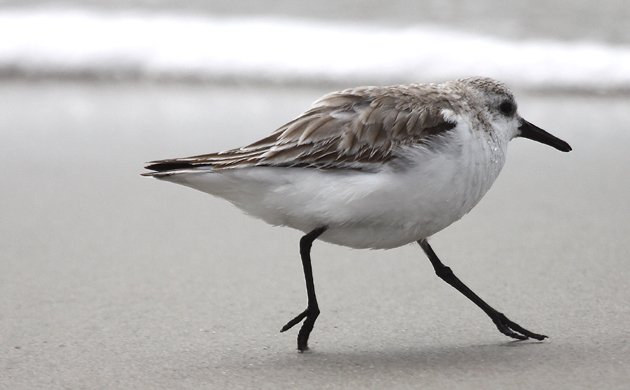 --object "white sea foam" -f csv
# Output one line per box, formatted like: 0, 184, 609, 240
1, 8, 630, 91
